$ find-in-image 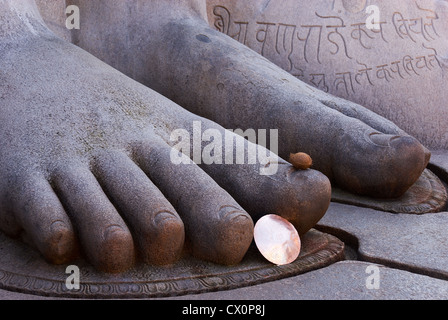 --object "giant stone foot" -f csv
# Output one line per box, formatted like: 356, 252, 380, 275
0, 0, 330, 273
65, 0, 431, 199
